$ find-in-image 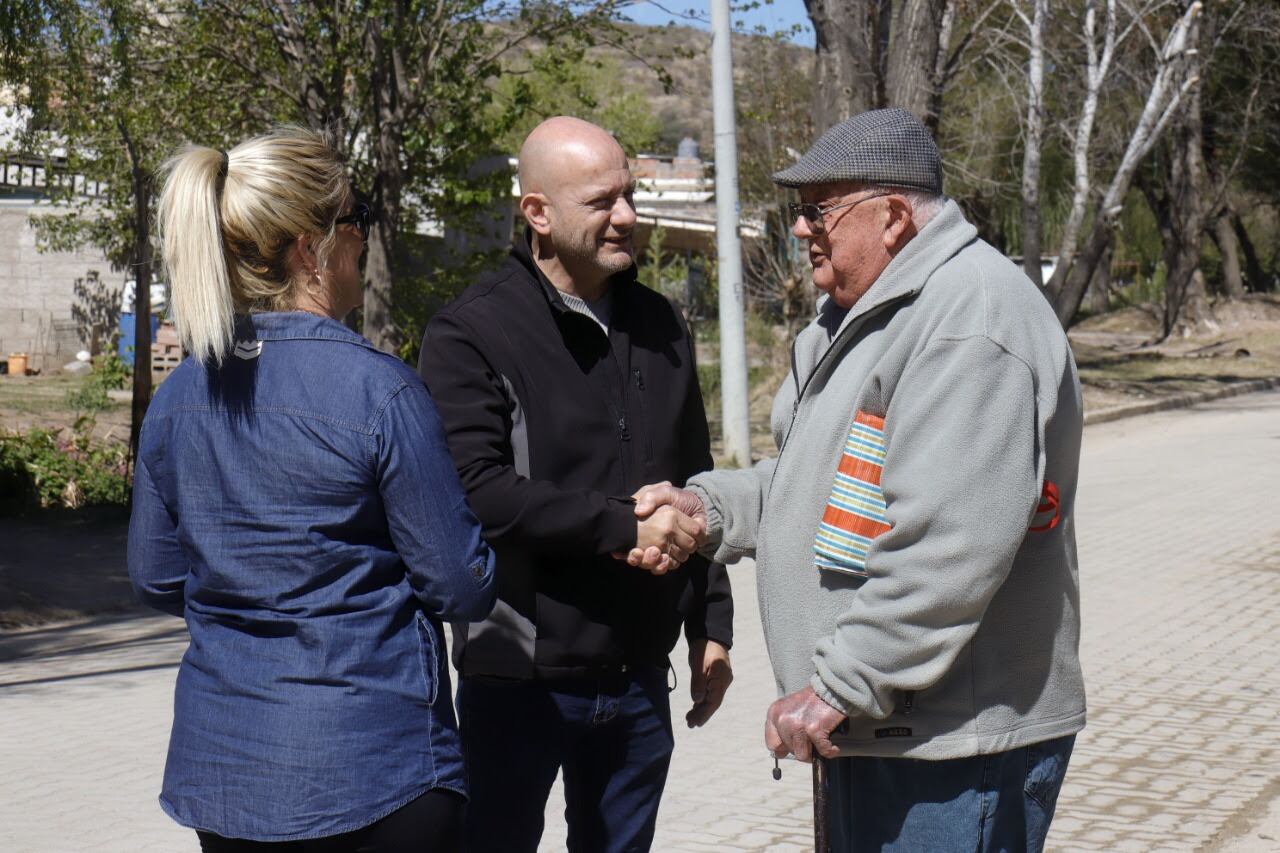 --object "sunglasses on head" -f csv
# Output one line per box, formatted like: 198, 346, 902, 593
336, 202, 372, 242
787, 191, 890, 235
